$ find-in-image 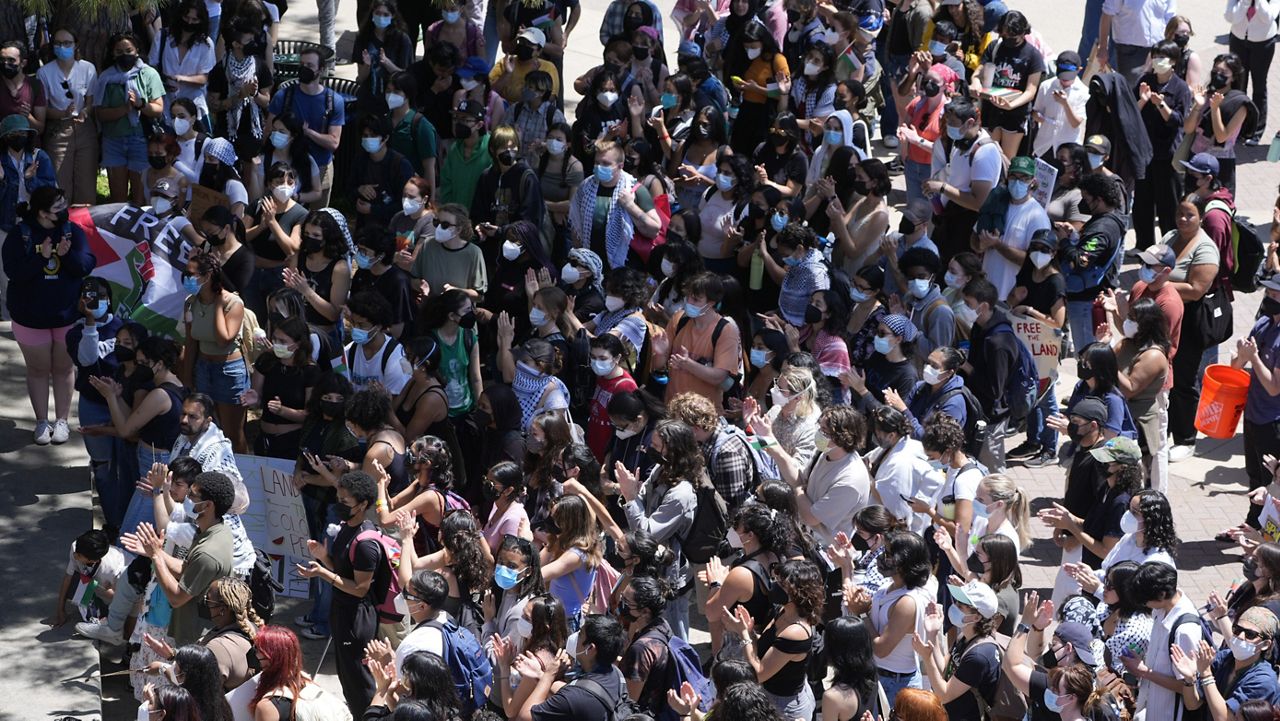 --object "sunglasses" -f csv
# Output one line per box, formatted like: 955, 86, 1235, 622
503, 533, 533, 550
1234, 625, 1265, 641
59, 79, 73, 100
433, 219, 455, 230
